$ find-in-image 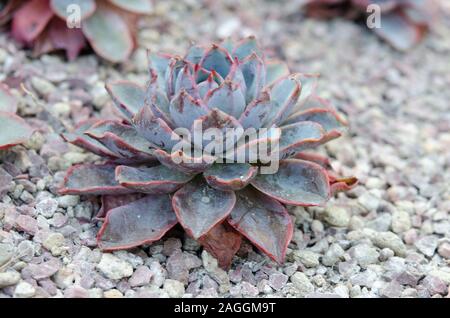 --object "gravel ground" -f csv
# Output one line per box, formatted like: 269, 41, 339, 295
0, 0, 449, 298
